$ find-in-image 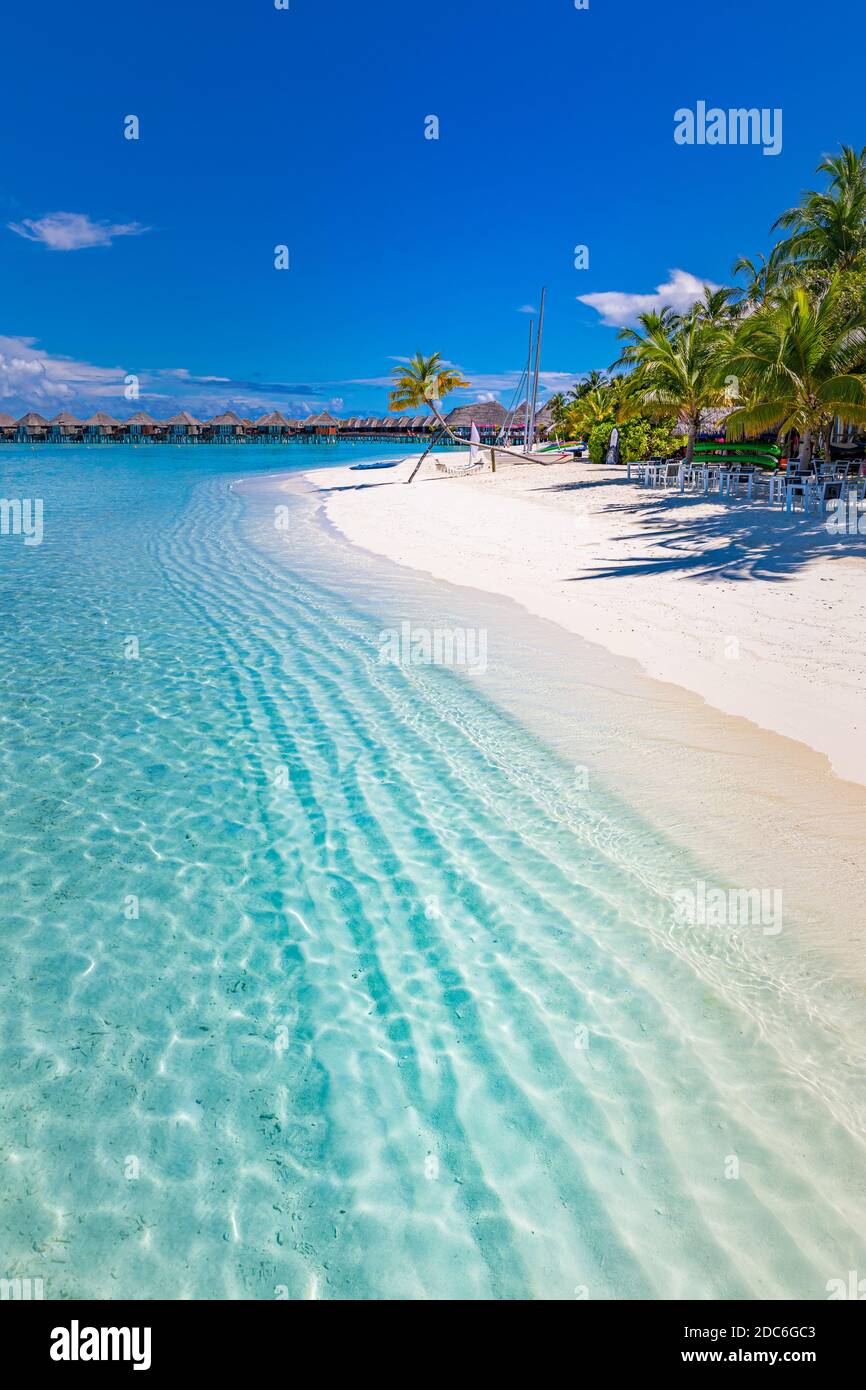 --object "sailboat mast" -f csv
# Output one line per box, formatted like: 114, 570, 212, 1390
528, 286, 546, 452
523, 319, 534, 450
